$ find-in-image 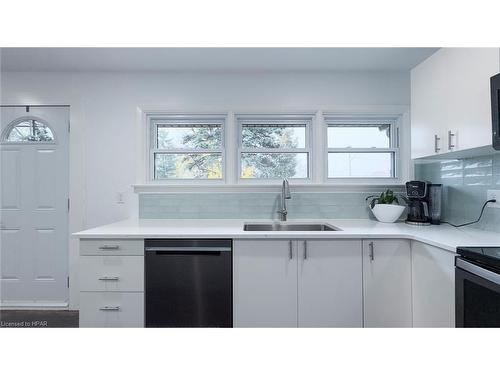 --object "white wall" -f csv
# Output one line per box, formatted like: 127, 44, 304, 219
0, 71, 410, 308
